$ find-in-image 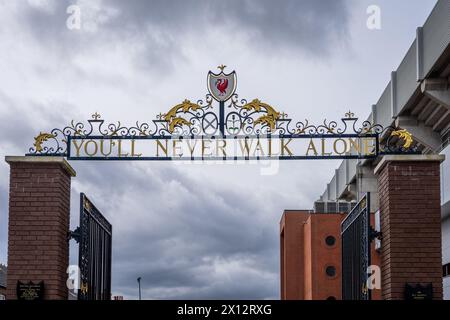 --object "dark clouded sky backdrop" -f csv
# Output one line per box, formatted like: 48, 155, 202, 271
0, 0, 437, 299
